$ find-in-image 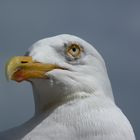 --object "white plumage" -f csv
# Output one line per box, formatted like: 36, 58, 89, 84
3, 34, 136, 140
